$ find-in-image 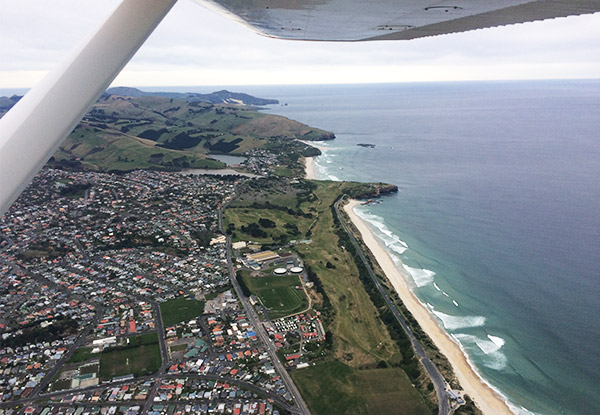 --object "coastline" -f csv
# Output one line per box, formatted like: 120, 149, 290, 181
343, 199, 514, 415
303, 156, 317, 180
